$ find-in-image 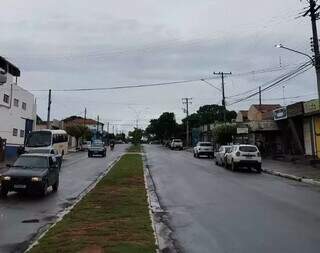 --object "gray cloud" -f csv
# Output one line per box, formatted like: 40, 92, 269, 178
0, 0, 316, 132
